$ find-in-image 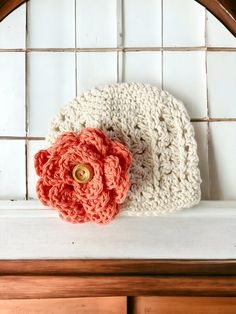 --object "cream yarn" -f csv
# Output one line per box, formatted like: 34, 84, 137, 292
46, 82, 201, 216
